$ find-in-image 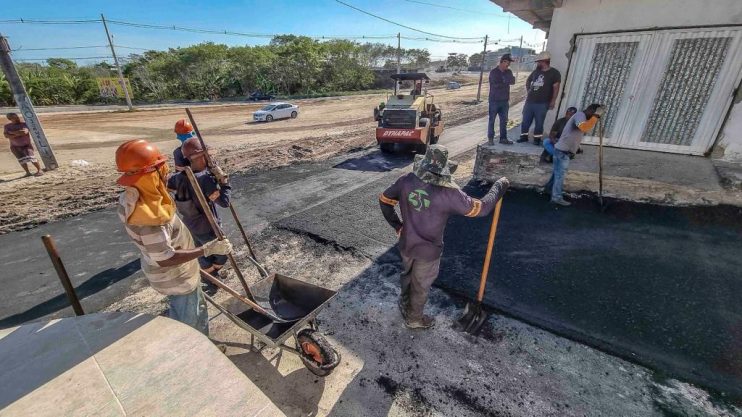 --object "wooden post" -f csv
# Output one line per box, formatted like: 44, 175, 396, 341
476, 35, 489, 102
395, 32, 401, 95
41, 235, 84, 316
101, 14, 134, 111
0, 35, 58, 170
